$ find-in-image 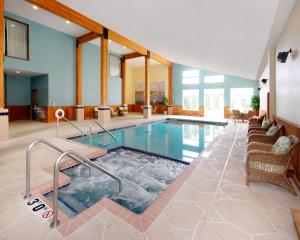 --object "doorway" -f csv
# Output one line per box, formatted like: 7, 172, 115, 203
204, 89, 224, 118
